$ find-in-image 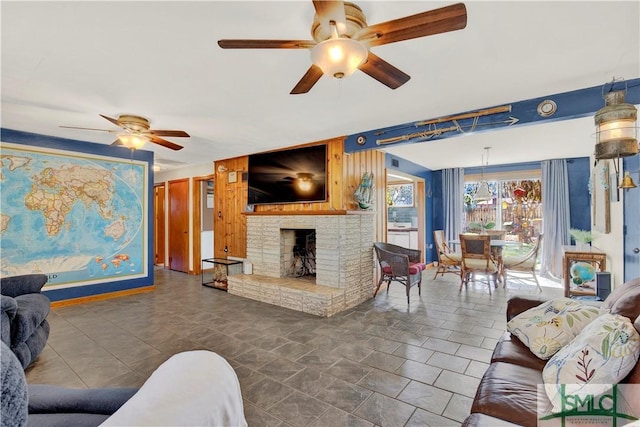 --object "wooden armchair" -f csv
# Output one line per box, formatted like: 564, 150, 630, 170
502, 234, 543, 292
373, 242, 426, 304
433, 230, 462, 279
